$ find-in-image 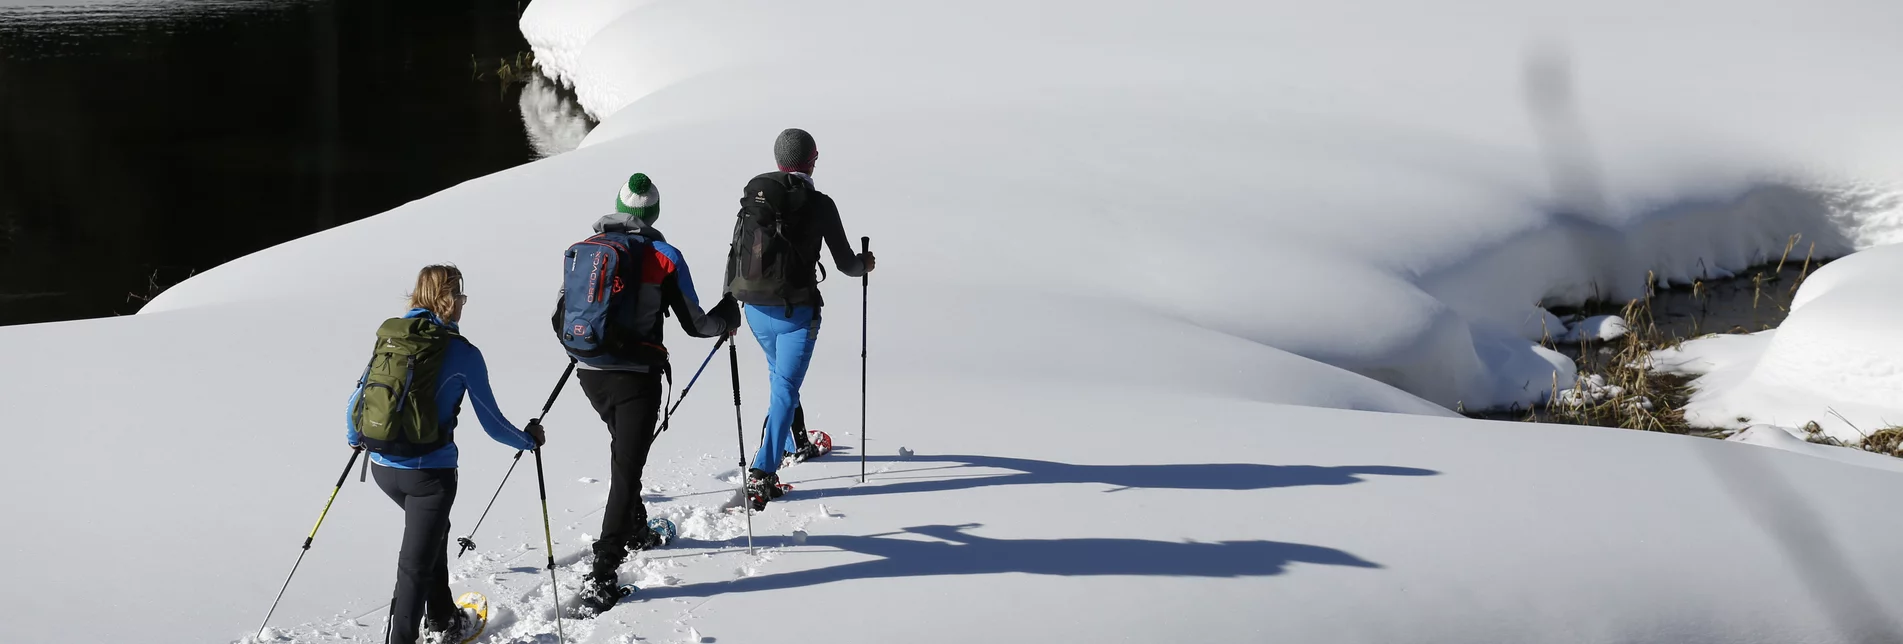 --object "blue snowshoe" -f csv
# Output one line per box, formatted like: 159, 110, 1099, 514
643, 517, 678, 549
